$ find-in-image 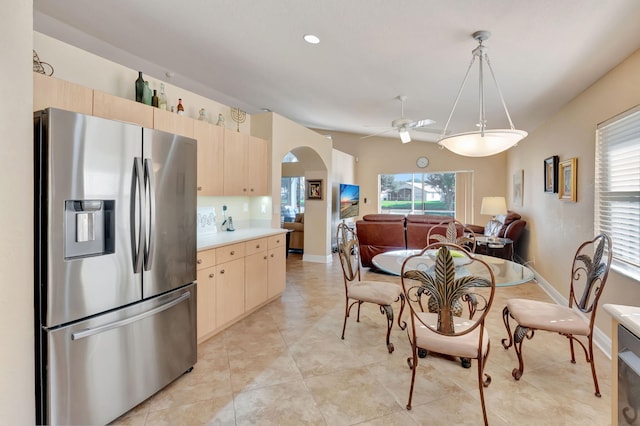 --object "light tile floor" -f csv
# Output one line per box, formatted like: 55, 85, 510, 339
113, 252, 612, 425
